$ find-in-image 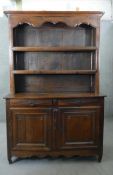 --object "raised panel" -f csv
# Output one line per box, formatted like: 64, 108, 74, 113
11, 108, 52, 151
57, 107, 100, 149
